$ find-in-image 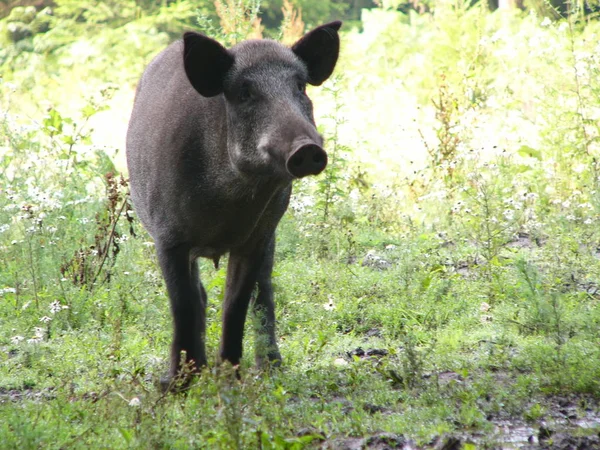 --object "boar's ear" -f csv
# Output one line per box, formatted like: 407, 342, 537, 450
183, 32, 234, 97
292, 21, 342, 86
